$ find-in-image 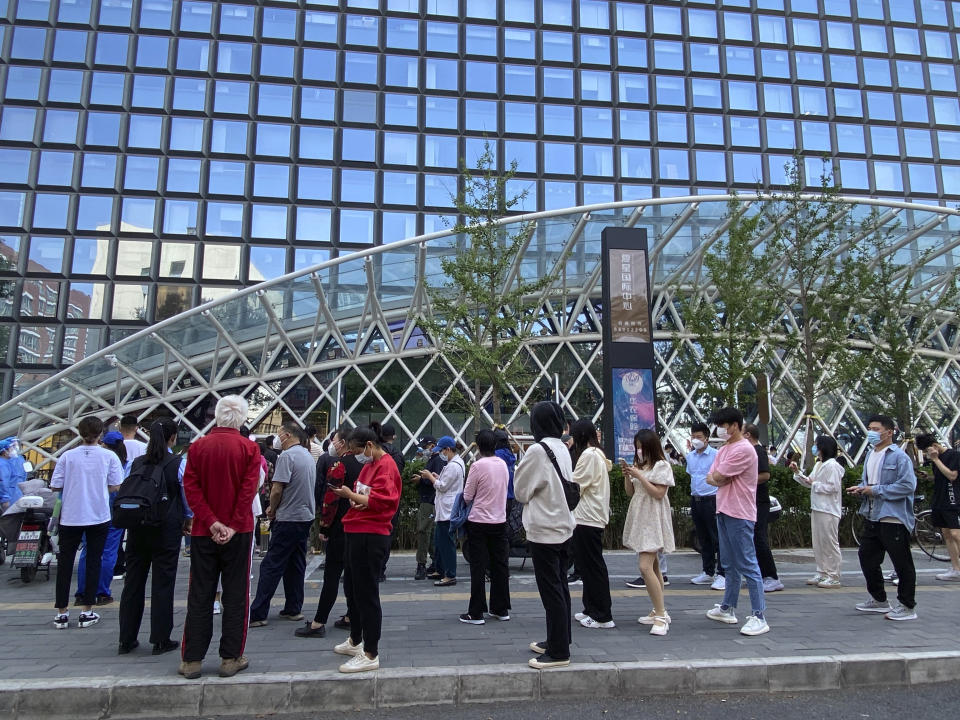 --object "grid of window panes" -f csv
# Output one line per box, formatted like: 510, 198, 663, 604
1, 0, 960, 398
